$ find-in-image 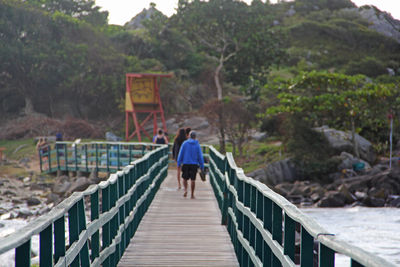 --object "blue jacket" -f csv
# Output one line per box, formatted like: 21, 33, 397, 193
177, 138, 204, 170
